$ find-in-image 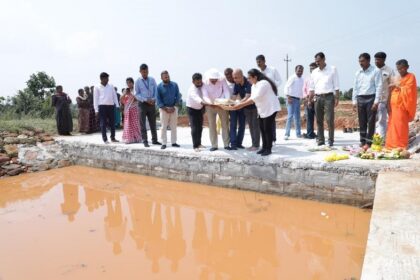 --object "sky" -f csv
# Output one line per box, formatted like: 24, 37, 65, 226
1, 0, 420, 100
